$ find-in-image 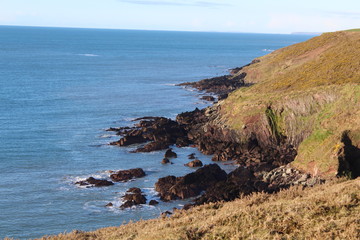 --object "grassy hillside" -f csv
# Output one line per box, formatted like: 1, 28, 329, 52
35, 178, 360, 240
221, 31, 360, 177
